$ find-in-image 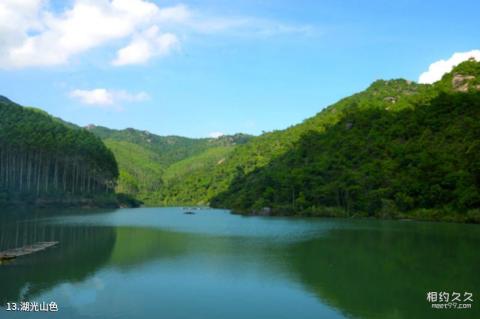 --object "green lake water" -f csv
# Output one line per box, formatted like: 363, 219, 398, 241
0, 207, 479, 319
